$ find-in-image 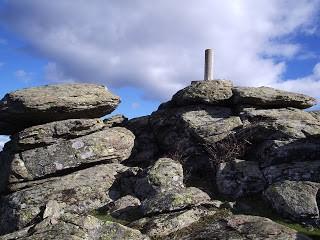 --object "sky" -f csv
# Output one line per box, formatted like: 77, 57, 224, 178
0, 0, 320, 149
